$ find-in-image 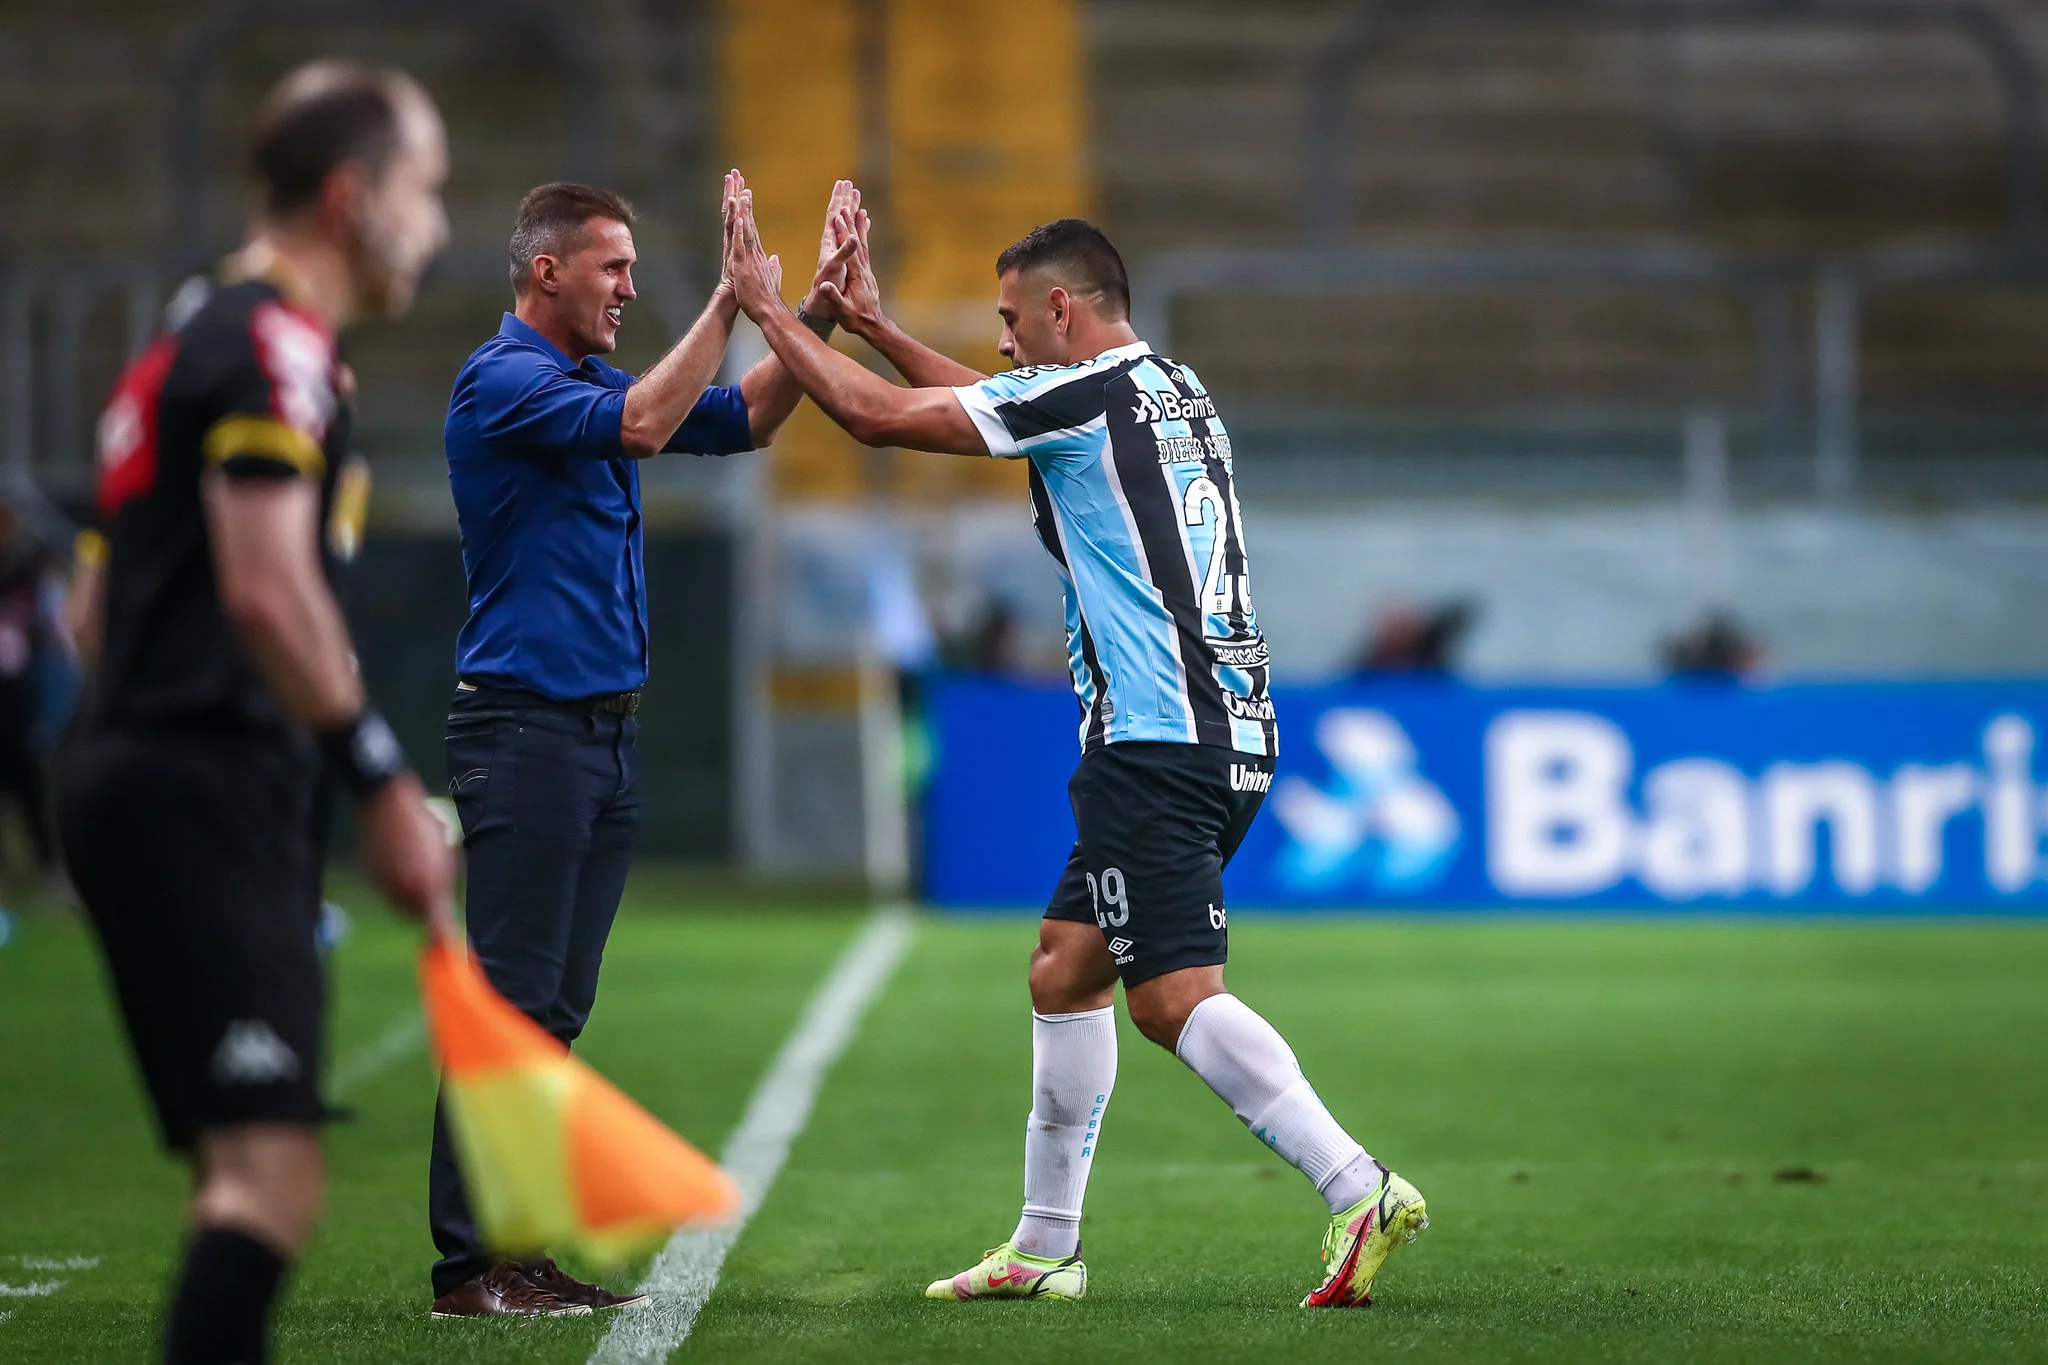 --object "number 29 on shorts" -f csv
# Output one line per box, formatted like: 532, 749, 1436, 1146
1087, 867, 1129, 928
